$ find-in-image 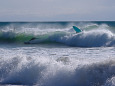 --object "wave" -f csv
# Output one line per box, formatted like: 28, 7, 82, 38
40, 60, 115, 86
0, 55, 115, 86
63, 29, 115, 47
23, 29, 115, 47
0, 31, 34, 43
0, 29, 115, 47
0, 22, 115, 47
